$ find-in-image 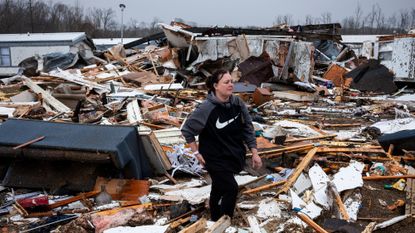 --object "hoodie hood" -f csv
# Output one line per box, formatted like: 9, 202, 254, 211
207, 92, 240, 108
